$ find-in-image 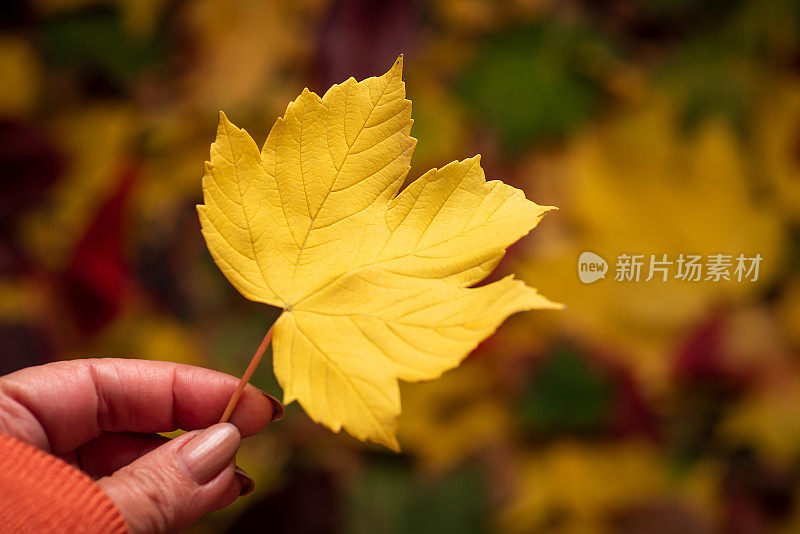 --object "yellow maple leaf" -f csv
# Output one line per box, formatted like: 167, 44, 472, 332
500, 441, 681, 534
516, 96, 786, 385
198, 56, 559, 449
